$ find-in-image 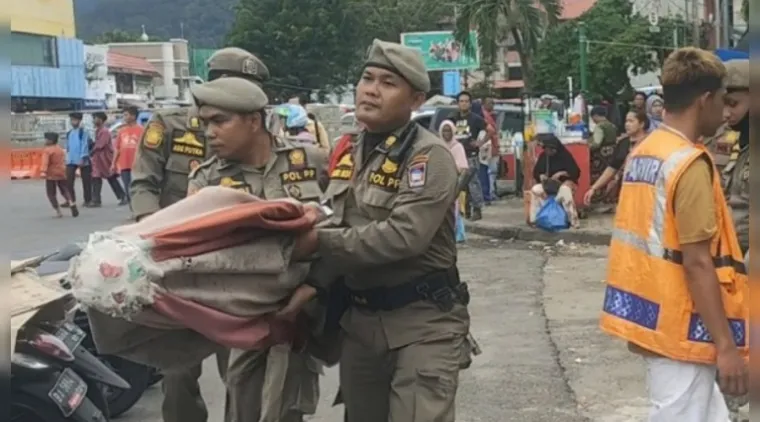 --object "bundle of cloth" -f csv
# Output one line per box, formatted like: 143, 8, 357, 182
67, 186, 322, 372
